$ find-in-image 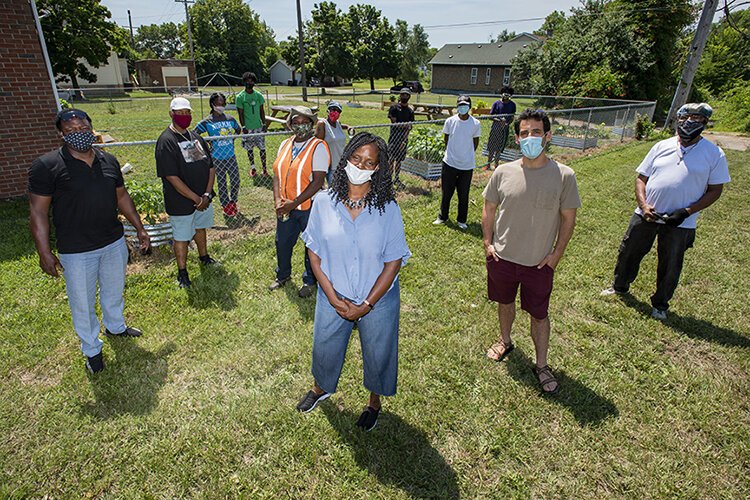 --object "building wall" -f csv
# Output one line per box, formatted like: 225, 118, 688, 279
431, 64, 512, 94
0, 2, 61, 199
270, 63, 293, 85
135, 60, 196, 91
